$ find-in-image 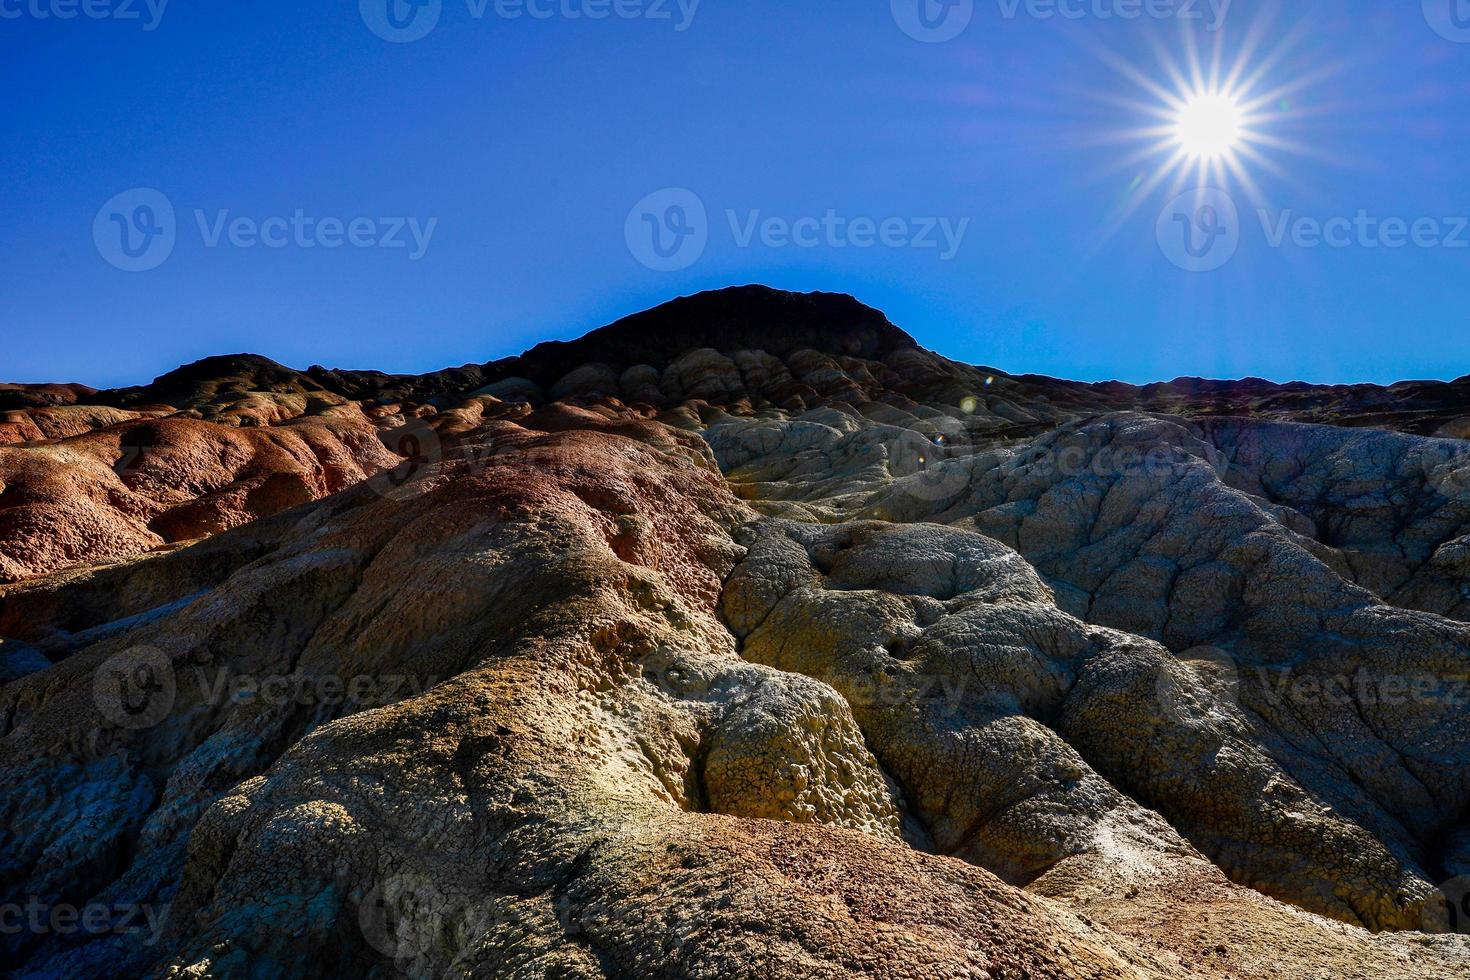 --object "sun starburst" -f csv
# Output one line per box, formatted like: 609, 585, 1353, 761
1075, 12, 1339, 243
